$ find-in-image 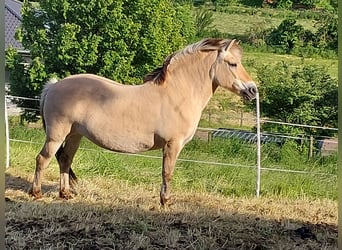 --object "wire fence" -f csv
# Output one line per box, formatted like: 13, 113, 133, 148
5, 95, 338, 180
8, 138, 337, 177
